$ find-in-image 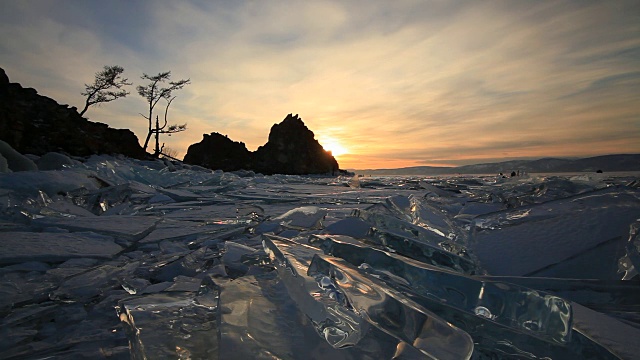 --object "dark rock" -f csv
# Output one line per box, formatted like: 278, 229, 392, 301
183, 132, 252, 172
254, 114, 339, 175
0, 68, 9, 86
183, 114, 340, 175
0, 67, 146, 159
